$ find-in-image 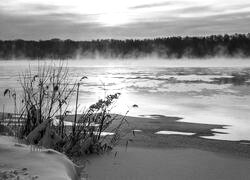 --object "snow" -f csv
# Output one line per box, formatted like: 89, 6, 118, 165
0, 135, 83, 180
